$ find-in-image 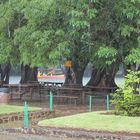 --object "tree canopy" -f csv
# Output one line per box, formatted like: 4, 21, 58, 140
0, 0, 140, 85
